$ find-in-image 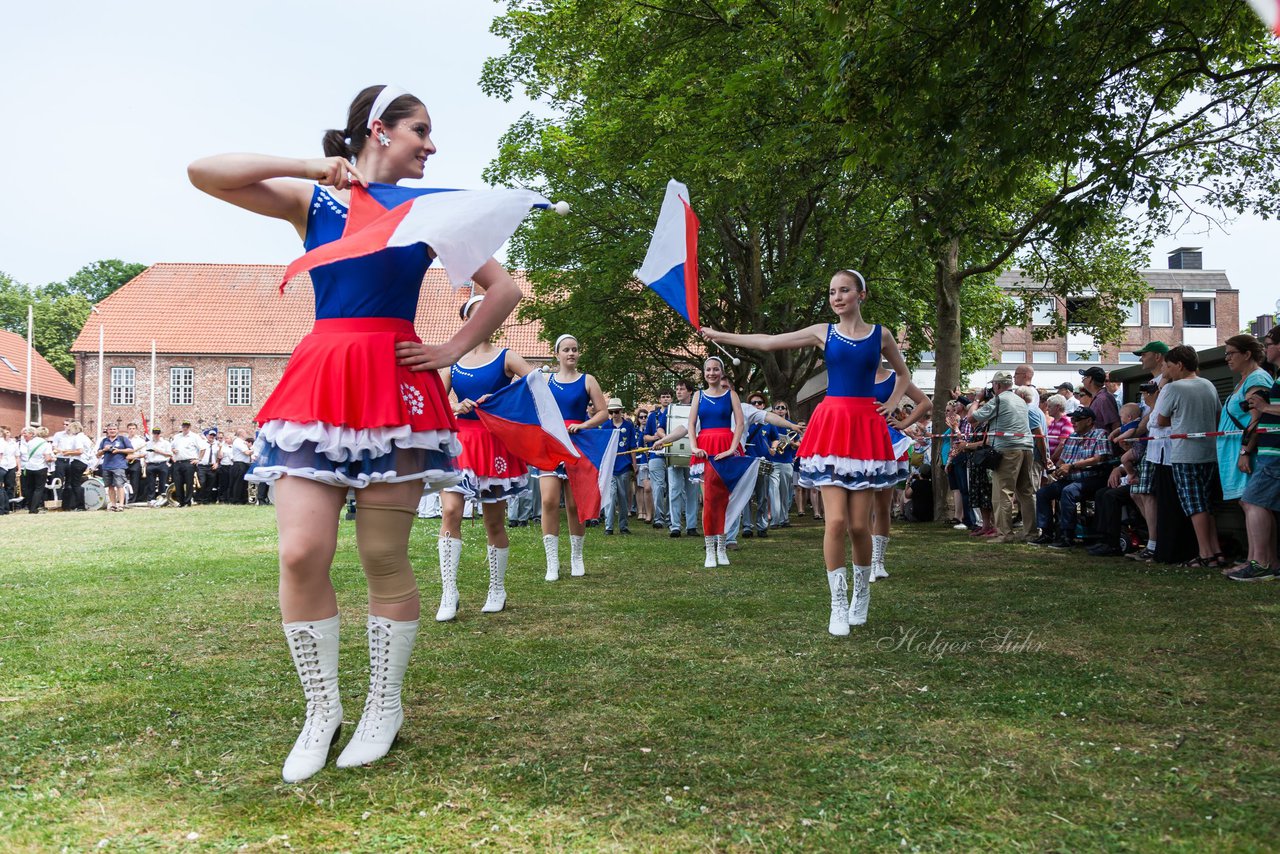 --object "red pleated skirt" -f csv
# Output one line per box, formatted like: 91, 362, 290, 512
256, 317, 456, 433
